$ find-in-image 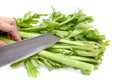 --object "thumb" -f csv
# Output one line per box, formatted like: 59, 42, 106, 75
0, 41, 7, 46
